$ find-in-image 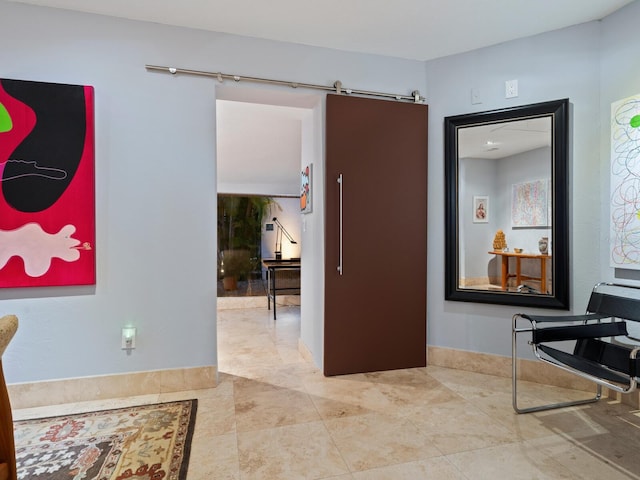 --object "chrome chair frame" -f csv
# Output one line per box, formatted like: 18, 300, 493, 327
512, 282, 640, 414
